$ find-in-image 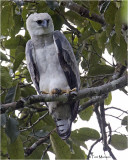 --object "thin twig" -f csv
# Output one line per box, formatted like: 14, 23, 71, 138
41, 144, 51, 160
25, 129, 55, 157
105, 114, 122, 121
78, 94, 107, 113
20, 112, 48, 132
105, 107, 128, 114
91, 44, 113, 67
87, 138, 102, 159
